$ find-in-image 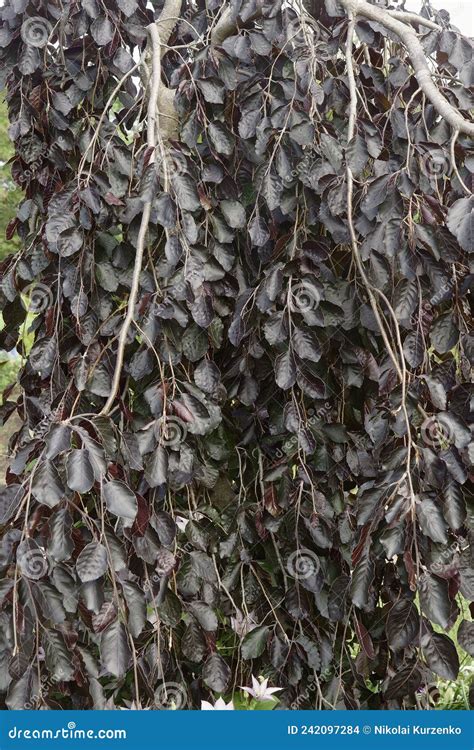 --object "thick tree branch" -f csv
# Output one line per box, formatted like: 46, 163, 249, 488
210, 7, 236, 47
156, 0, 182, 139
156, 0, 183, 49
210, 2, 263, 47
388, 10, 441, 32
341, 0, 474, 137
